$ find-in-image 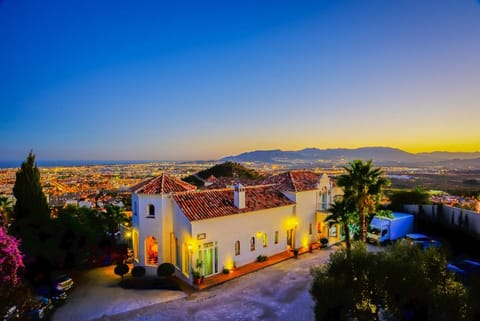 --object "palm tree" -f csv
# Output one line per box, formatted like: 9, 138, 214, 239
325, 199, 356, 251
336, 160, 389, 242
0, 196, 13, 228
